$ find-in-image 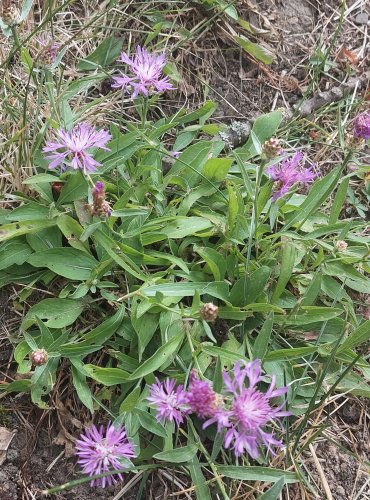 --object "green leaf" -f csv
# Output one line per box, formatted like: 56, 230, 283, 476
226, 182, 239, 234
28, 248, 98, 280
239, 111, 282, 159
284, 167, 342, 230
26, 226, 62, 252
0, 380, 31, 393
157, 217, 214, 239
71, 365, 94, 412
203, 157, 233, 182
0, 240, 32, 270
57, 171, 88, 205
23, 174, 60, 184
253, 313, 274, 360
135, 409, 167, 438
127, 333, 184, 380
258, 477, 285, 499
272, 239, 296, 302
120, 387, 141, 413
22, 298, 83, 329
84, 307, 125, 344
265, 346, 318, 361
194, 245, 226, 281
78, 36, 122, 70
5, 202, 51, 221
329, 177, 349, 224
338, 321, 370, 353
59, 343, 102, 357
188, 455, 212, 500
234, 35, 274, 64
84, 365, 129, 386
93, 229, 147, 280
217, 466, 297, 483
203, 345, 246, 364
229, 267, 271, 307
141, 282, 229, 302
0, 219, 57, 242
280, 306, 342, 326
153, 444, 198, 463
